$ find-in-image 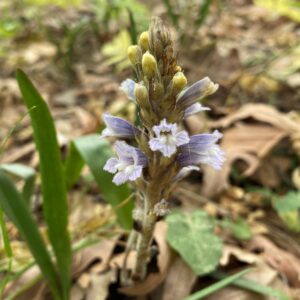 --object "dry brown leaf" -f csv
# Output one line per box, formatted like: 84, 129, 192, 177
207, 245, 286, 300
210, 103, 300, 133
72, 238, 118, 277
203, 123, 286, 197
246, 235, 300, 288
118, 221, 171, 296
162, 256, 197, 300
86, 270, 116, 300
